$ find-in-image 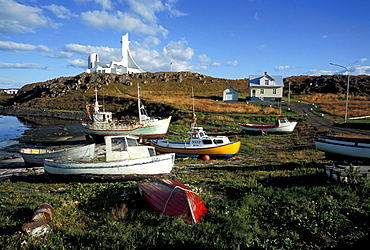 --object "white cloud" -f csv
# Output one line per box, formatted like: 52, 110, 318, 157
305, 69, 334, 76
164, 0, 188, 17
40, 51, 74, 59
227, 60, 239, 66
254, 12, 260, 20
353, 58, 368, 64
0, 62, 49, 70
349, 65, 370, 75
42, 4, 76, 19
75, 0, 113, 10
0, 41, 53, 52
163, 40, 194, 60
67, 59, 87, 68
257, 44, 269, 51
0, 0, 57, 33
198, 54, 211, 63
80, 10, 168, 37
274, 65, 296, 71
212, 62, 222, 67
63, 43, 121, 61
79, 1, 185, 37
